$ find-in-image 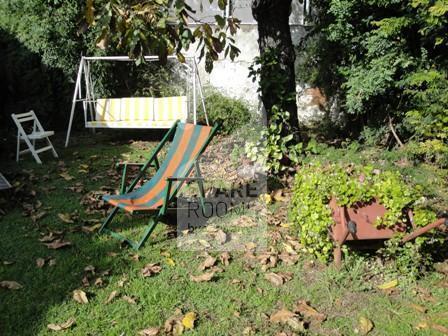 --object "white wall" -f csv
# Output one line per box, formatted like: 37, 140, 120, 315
191, 1, 324, 126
